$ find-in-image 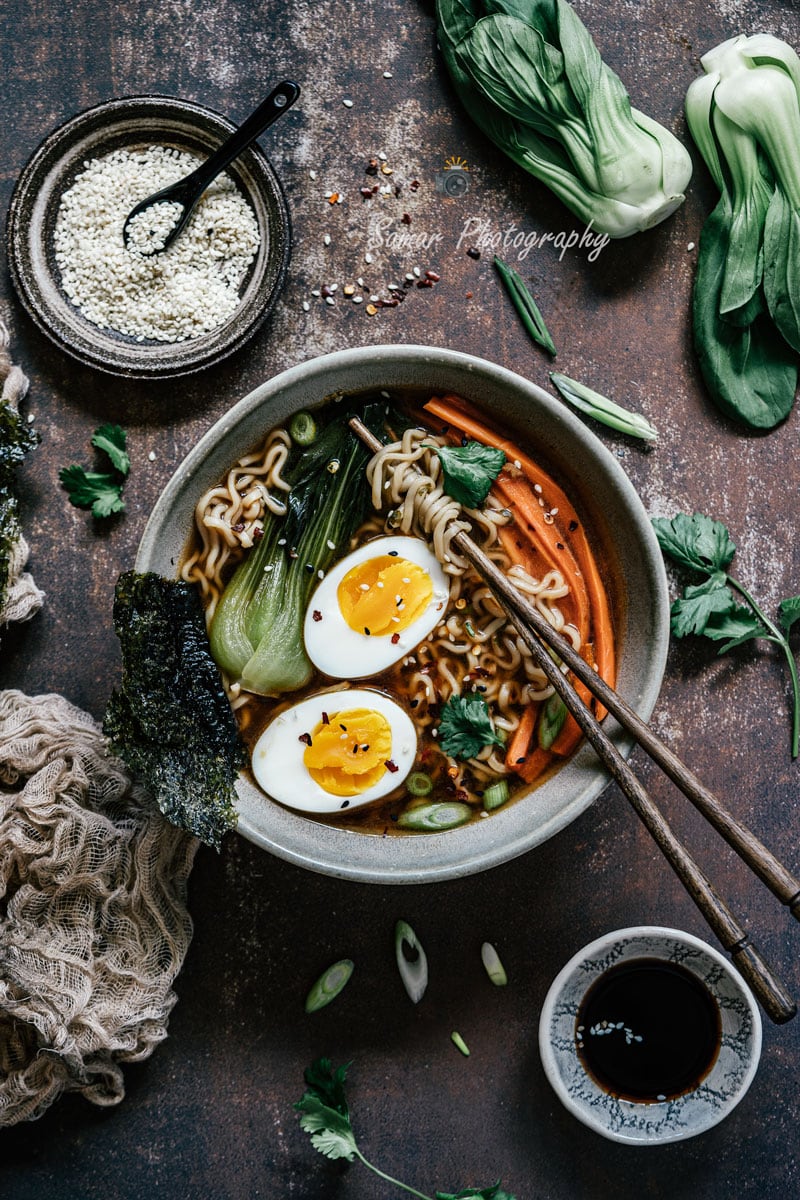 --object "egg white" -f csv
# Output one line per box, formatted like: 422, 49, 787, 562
303, 535, 450, 679
250, 688, 418, 814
